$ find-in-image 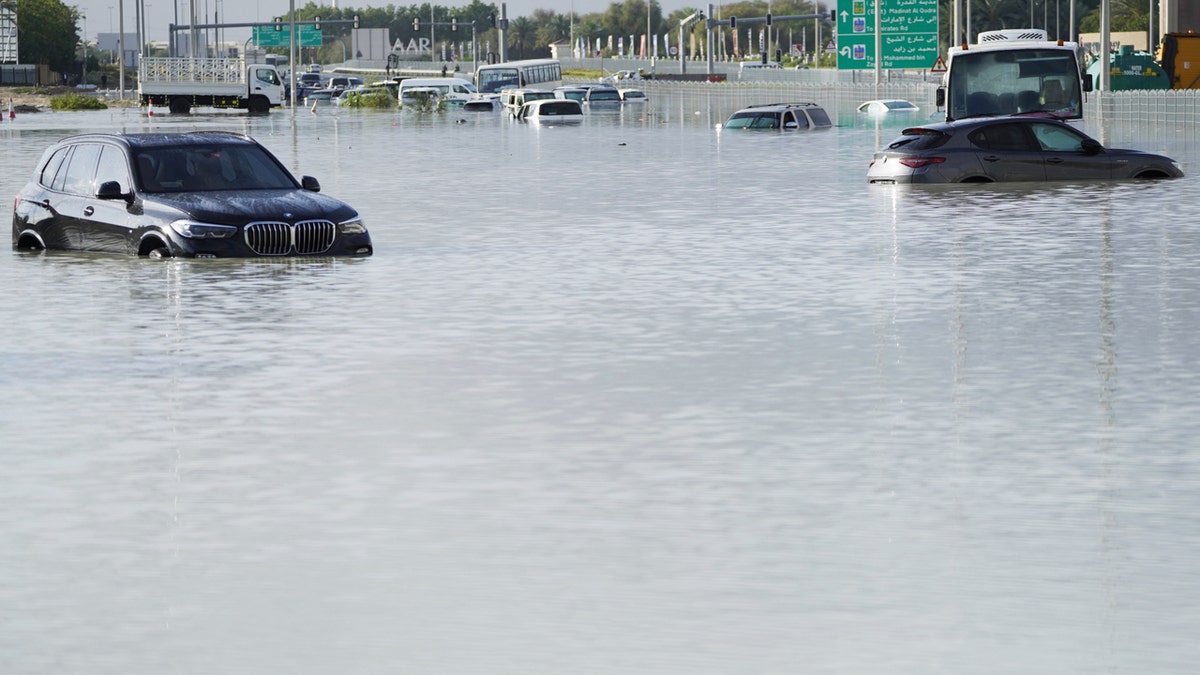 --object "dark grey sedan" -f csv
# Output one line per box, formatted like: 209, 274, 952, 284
867, 117, 1183, 184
